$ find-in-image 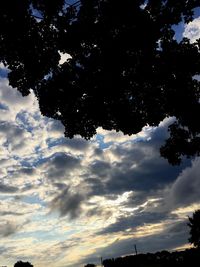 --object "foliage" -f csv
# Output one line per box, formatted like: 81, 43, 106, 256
102, 248, 200, 267
0, 0, 200, 164
188, 209, 200, 248
14, 261, 33, 267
